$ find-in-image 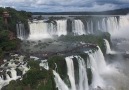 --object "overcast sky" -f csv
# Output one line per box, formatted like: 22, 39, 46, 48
0, 0, 129, 12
